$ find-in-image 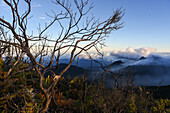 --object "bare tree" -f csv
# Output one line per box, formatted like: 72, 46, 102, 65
0, 0, 124, 112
